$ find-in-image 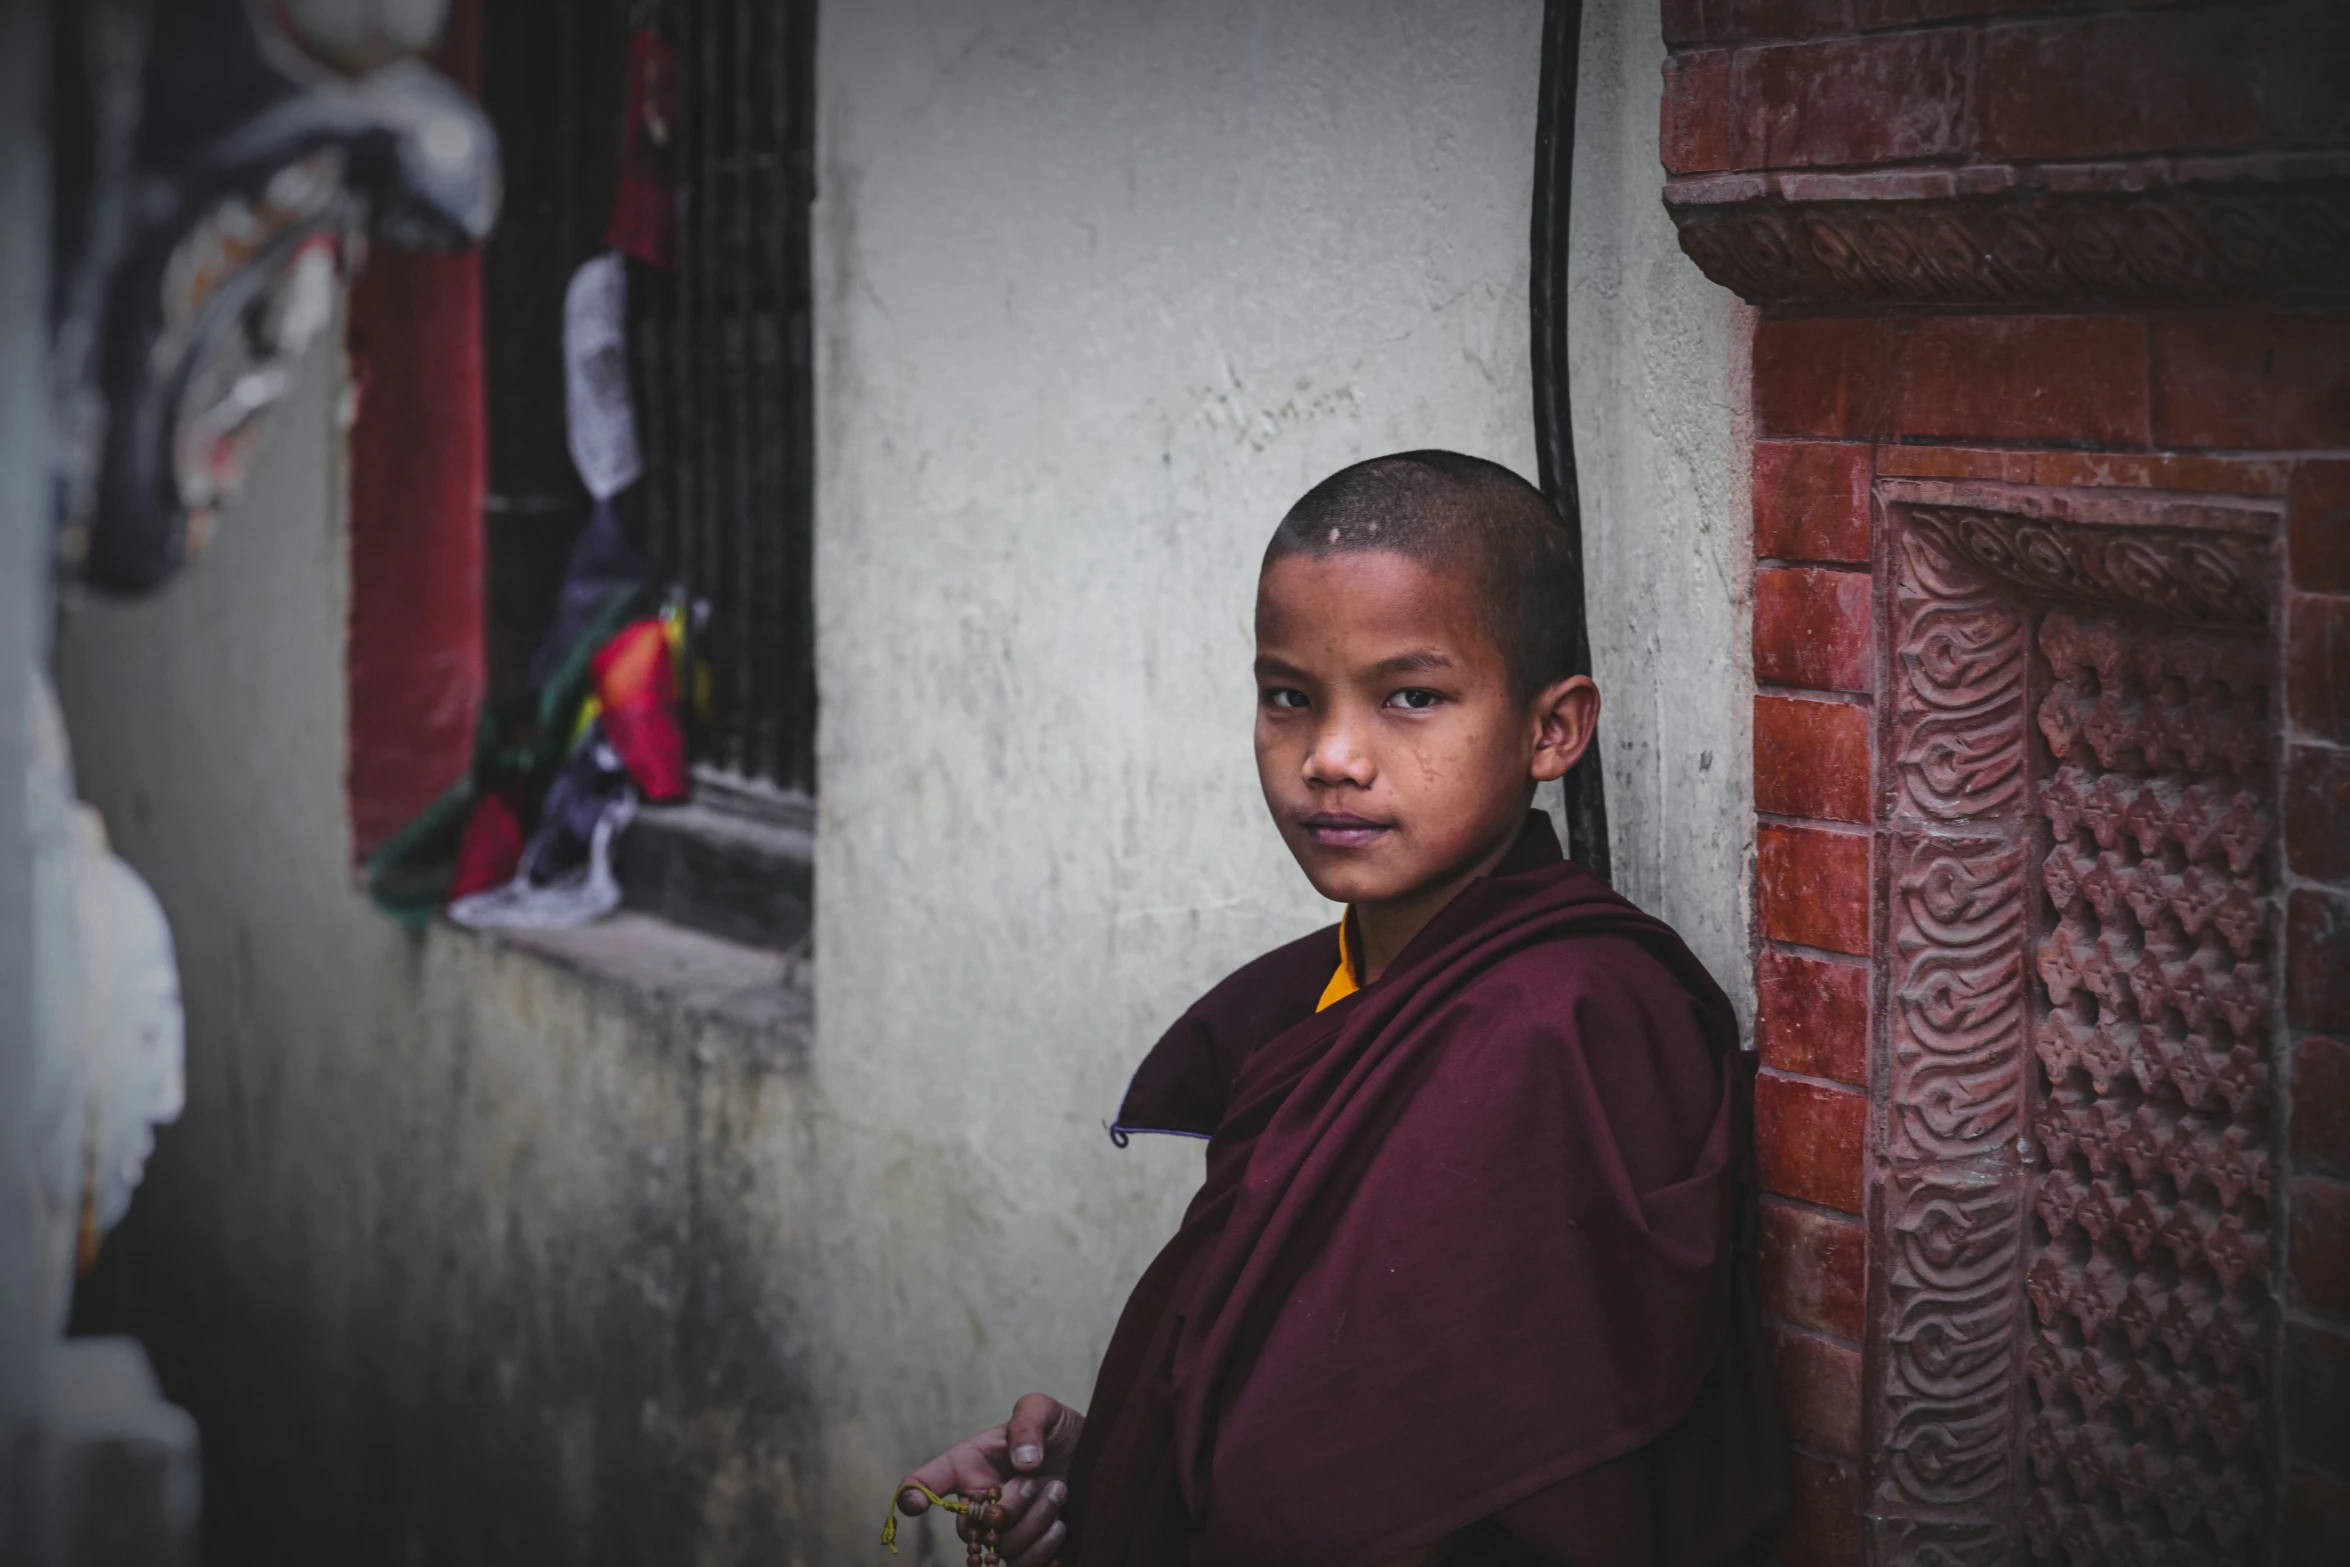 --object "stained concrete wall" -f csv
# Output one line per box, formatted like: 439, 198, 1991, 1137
52, 1, 1750, 1561
1568, 0, 1757, 1028
56, 316, 831, 1563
